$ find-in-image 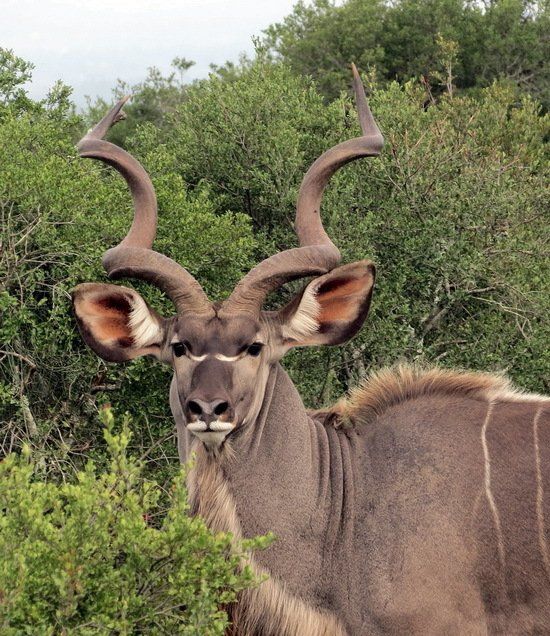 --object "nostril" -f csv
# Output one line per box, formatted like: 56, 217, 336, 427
188, 400, 203, 416
214, 401, 229, 416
